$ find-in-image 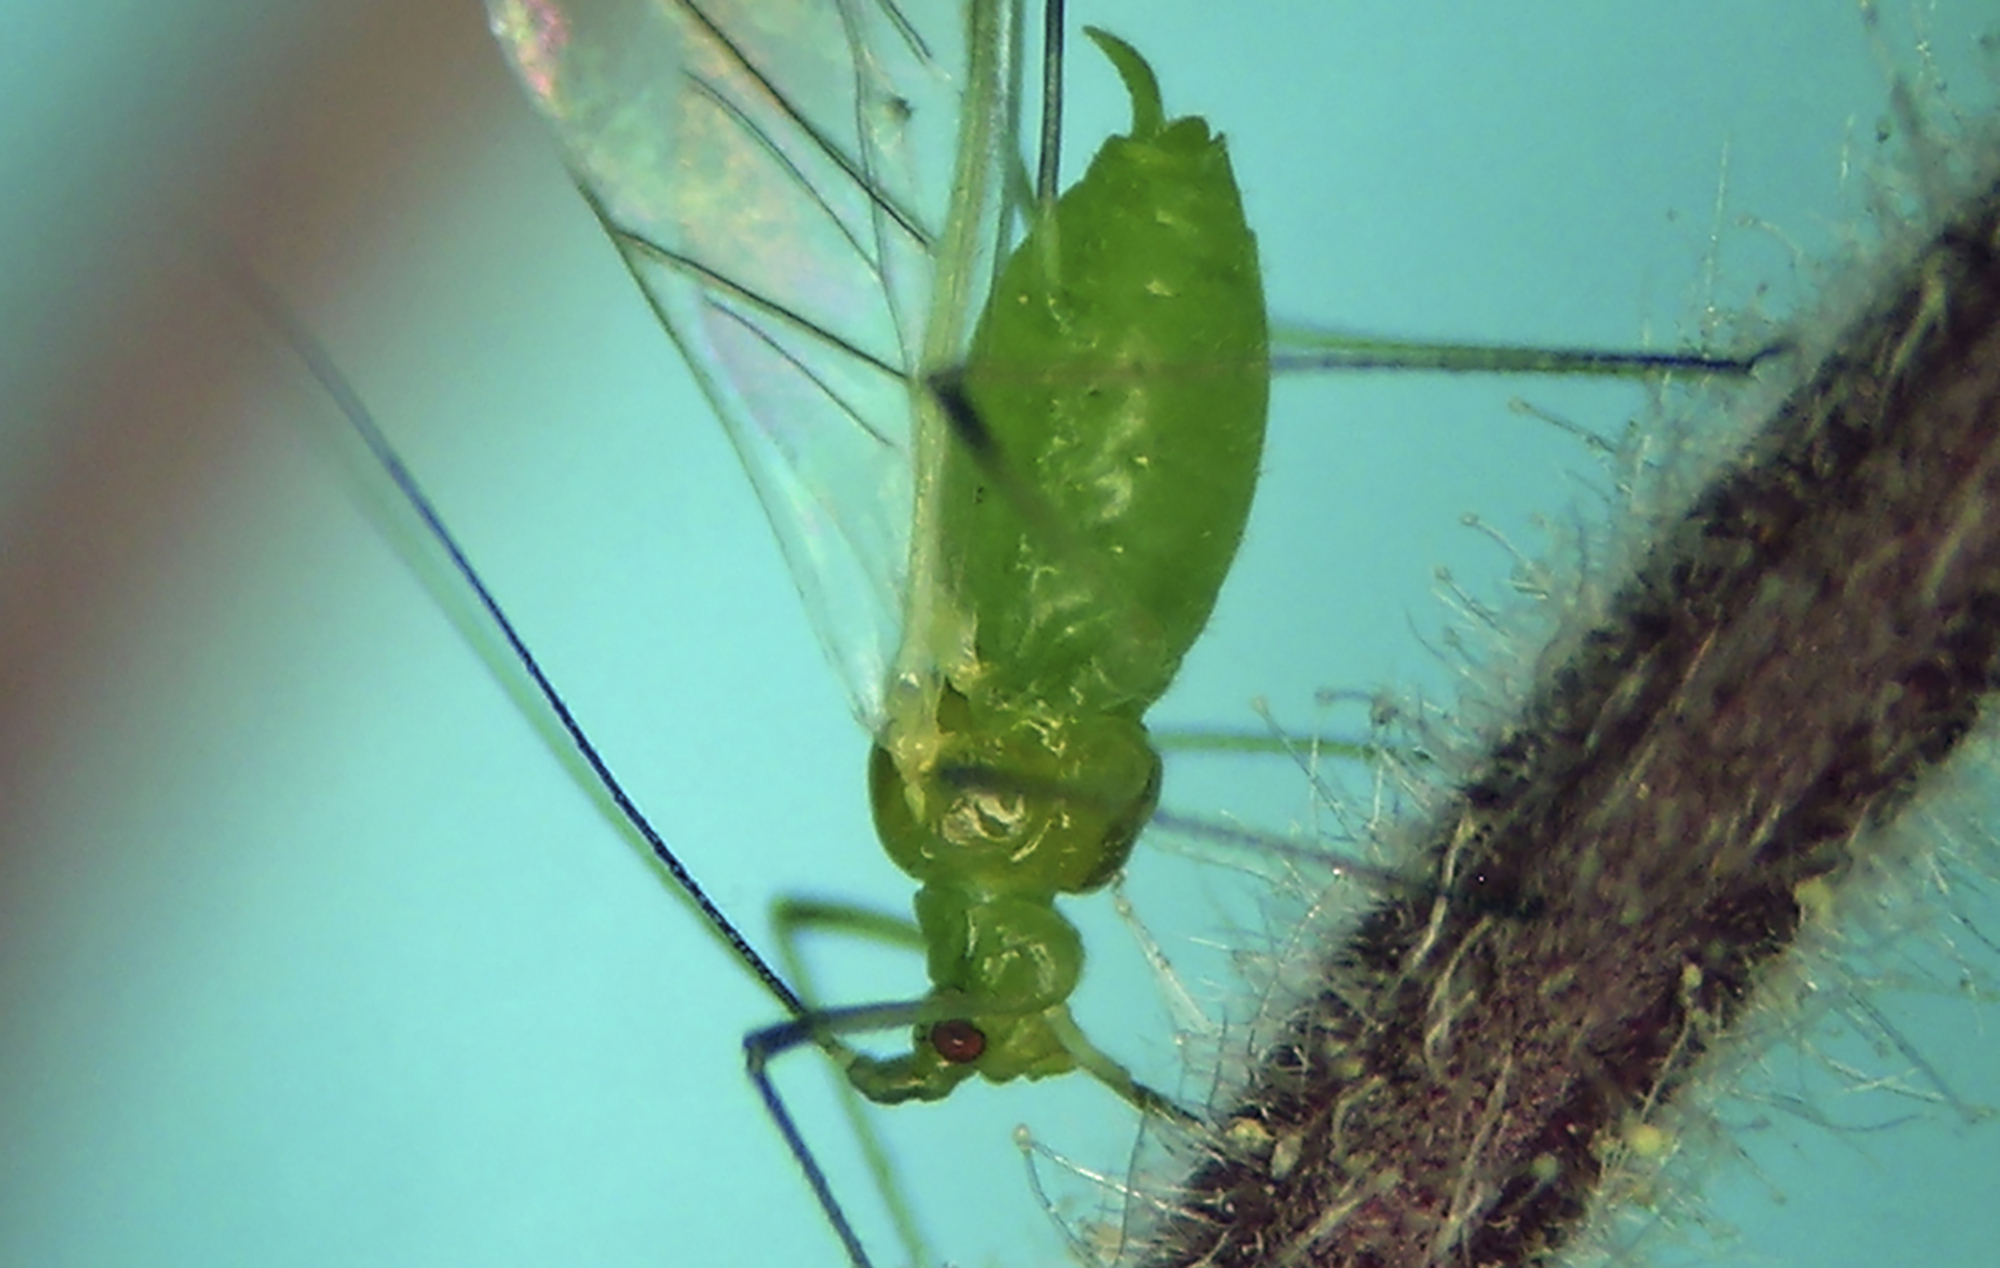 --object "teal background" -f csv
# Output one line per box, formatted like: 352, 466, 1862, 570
2, 2, 1997, 1266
